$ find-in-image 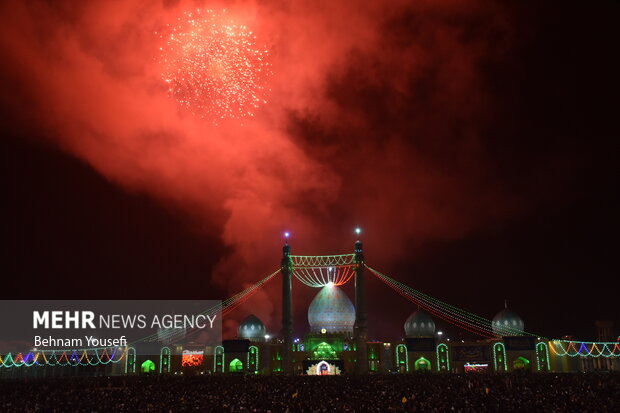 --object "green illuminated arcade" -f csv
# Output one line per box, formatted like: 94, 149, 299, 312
136, 232, 619, 376
1, 232, 618, 376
